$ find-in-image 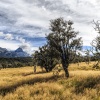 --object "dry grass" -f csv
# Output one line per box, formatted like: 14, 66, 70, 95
0, 62, 100, 100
